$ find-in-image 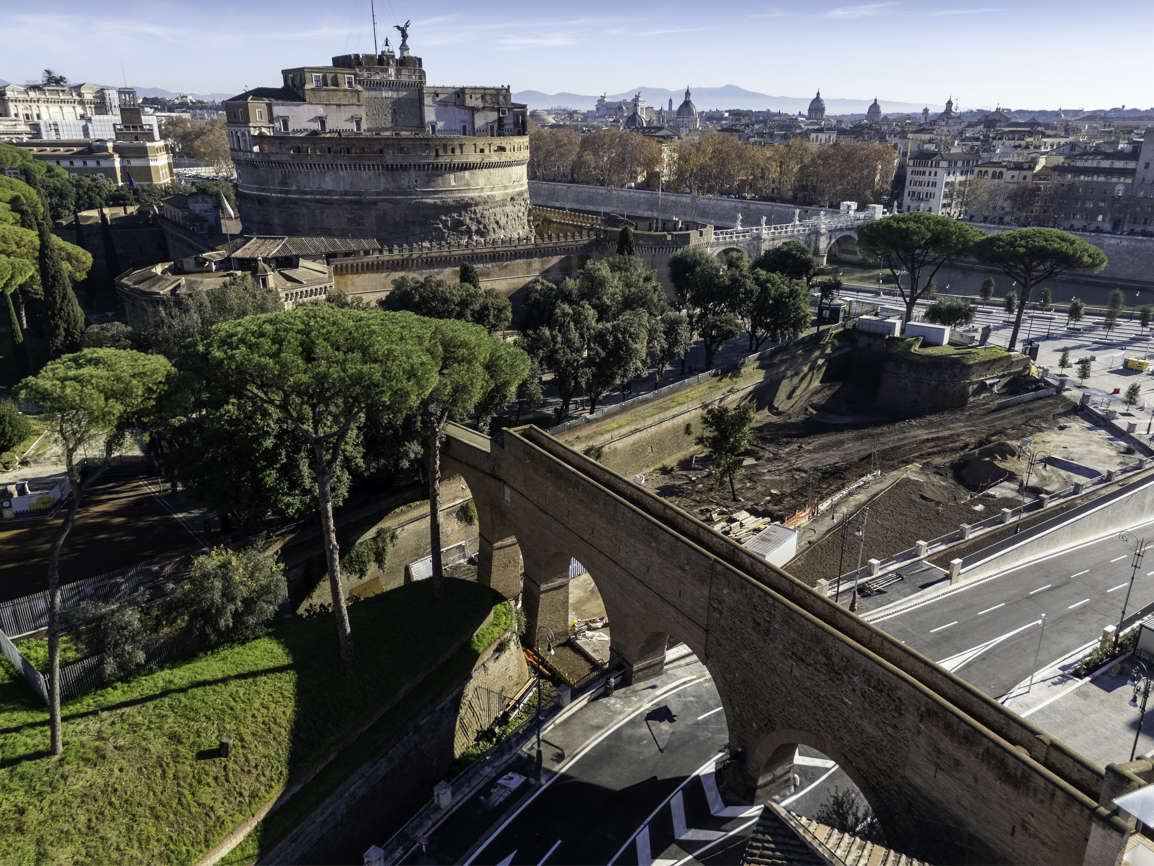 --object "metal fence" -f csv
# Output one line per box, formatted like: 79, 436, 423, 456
0, 627, 47, 702
0, 626, 108, 705
0, 560, 171, 639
